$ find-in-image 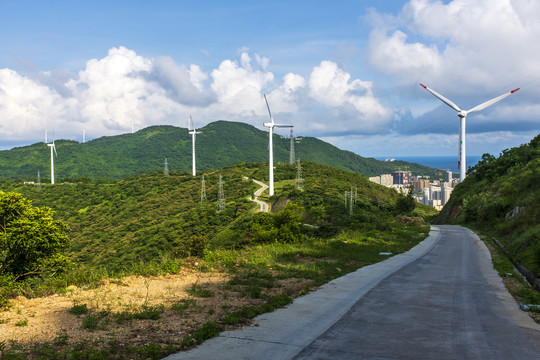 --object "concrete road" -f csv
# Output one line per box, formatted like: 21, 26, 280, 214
164, 226, 540, 360
249, 178, 269, 213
